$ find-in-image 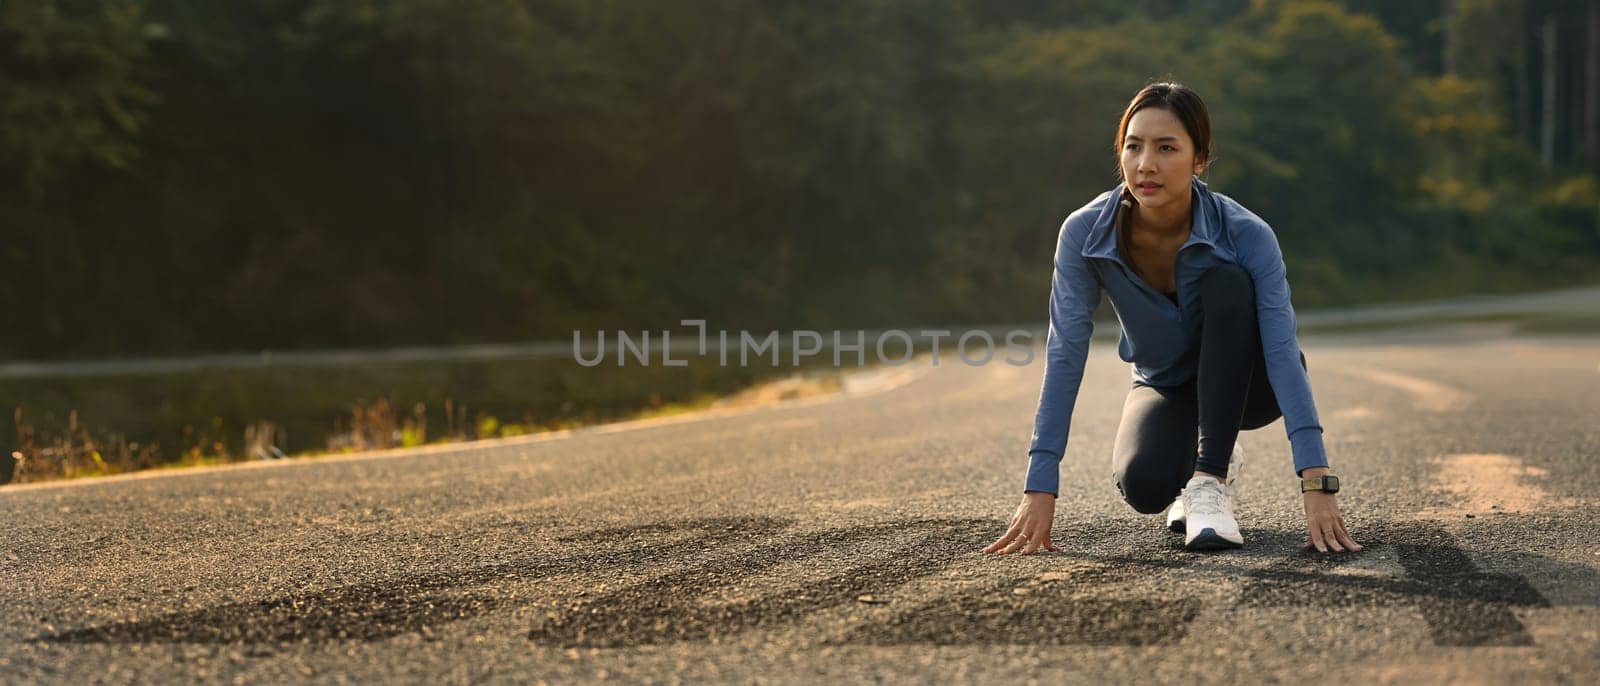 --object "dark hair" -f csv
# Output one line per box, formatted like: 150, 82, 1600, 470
1112, 81, 1214, 181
